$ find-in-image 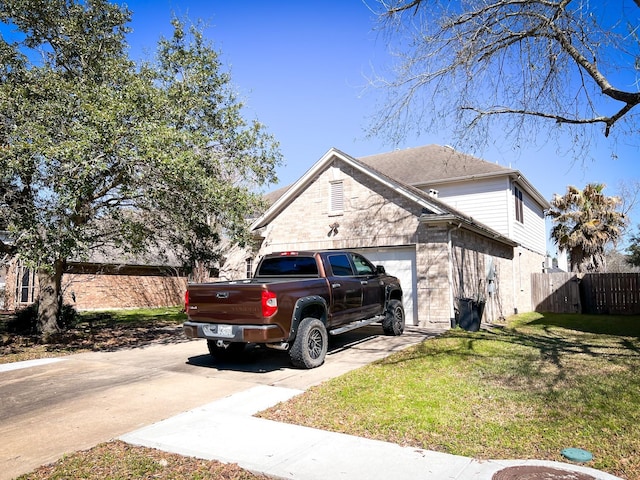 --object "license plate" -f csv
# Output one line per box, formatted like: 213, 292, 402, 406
203, 324, 234, 338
